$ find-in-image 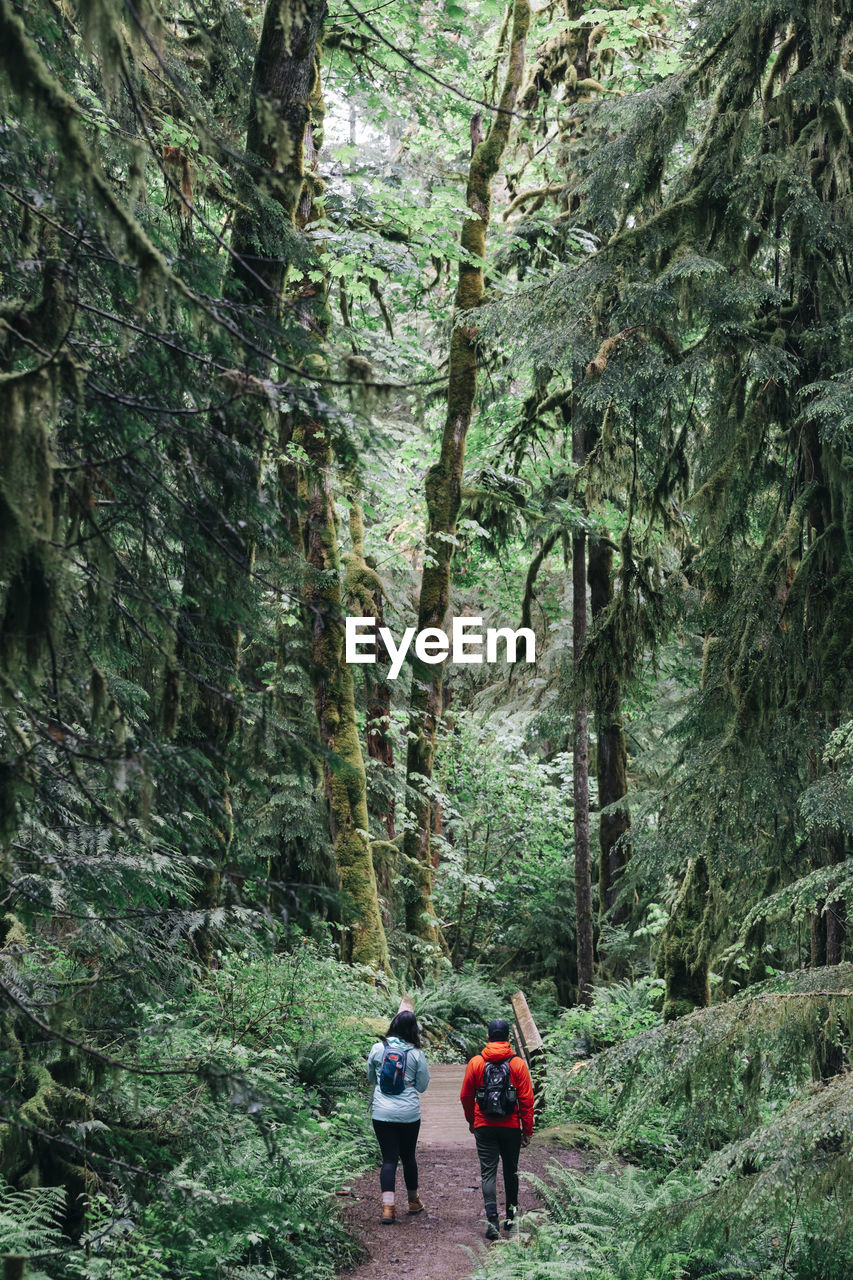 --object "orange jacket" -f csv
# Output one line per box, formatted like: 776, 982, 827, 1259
460, 1041, 534, 1136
